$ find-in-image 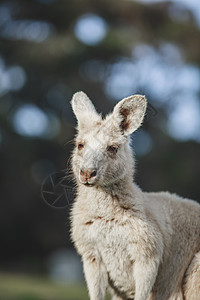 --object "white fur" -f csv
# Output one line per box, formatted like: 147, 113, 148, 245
70, 91, 200, 300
